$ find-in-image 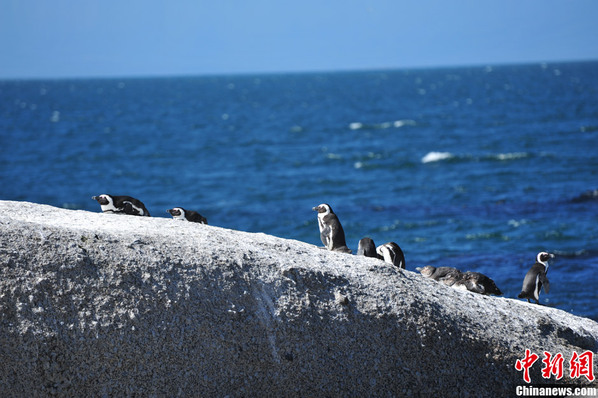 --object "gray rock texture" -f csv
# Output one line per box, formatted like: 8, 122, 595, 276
0, 200, 596, 397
